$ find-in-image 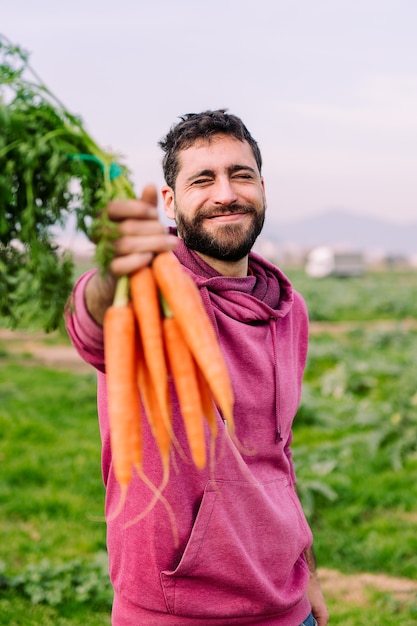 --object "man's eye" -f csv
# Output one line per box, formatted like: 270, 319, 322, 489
193, 178, 211, 185
233, 173, 252, 180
